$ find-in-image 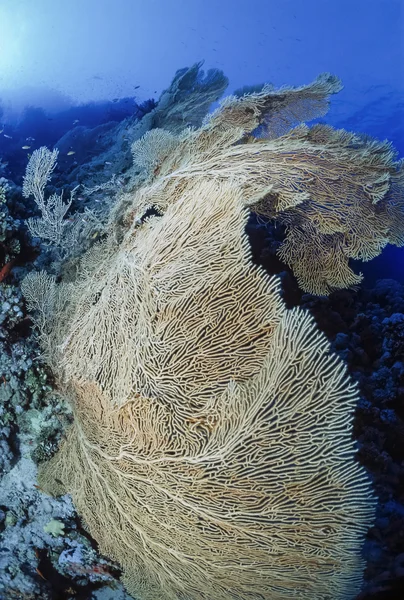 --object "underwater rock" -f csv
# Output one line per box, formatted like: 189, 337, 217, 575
57, 62, 229, 192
